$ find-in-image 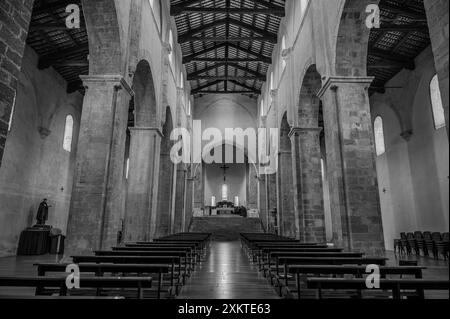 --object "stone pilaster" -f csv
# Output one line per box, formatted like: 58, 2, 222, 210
277, 149, 298, 238
154, 152, 174, 238
184, 172, 195, 231
124, 127, 162, 242
66, 75, 134, 254
258, 174, 268, 231
290, 127, 326, 243
173, 165, 187, 234
318, 76, 385, 255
